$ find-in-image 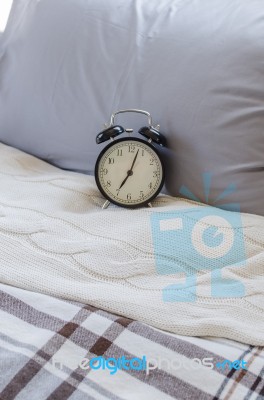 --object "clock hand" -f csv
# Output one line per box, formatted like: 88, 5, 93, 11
130, 149, 139, 172
118, 173, 130, 190
118, 149, 139, 190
